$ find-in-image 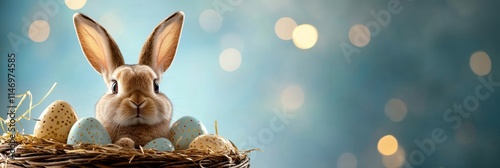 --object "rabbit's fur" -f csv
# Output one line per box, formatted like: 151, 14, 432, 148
73, 12, 184, 148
